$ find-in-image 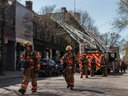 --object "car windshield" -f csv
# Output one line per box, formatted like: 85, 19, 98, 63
55, 61, 60, 64
40, 60, 46, 64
